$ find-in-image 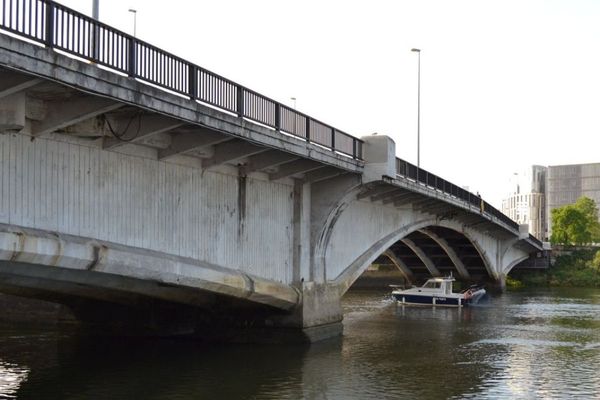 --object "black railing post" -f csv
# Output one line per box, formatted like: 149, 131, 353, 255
274, 103, 281, 131
306, 117, 311, 142
188, 63, 197, 100
331, 128, 336, 151
353, 139, 357, 159
44, 0, 55, 47
236, 86, 244, 118
92, 21, 99, 61
128, 37, 137, 77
